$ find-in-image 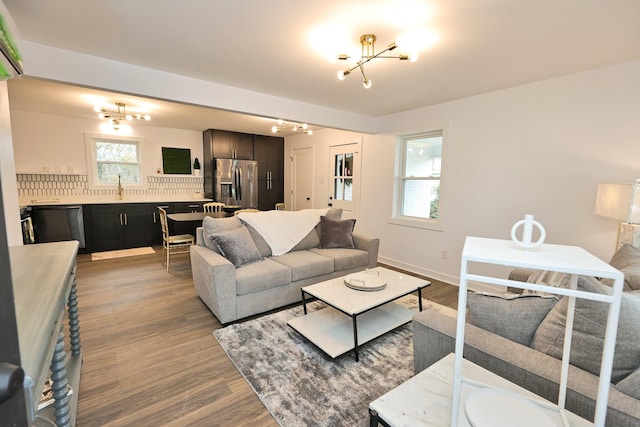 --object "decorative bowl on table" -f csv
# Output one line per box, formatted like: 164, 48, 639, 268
344, 271, 386, 291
